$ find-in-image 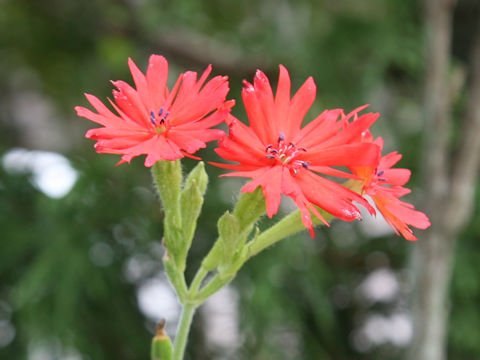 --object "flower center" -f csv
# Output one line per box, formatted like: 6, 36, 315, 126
150, 107, 170, 133
265, 133, 309, 176
369, 168, 387, 187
